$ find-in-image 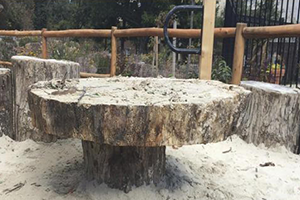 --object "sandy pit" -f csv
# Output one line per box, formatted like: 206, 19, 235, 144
0, 135, 299, 200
